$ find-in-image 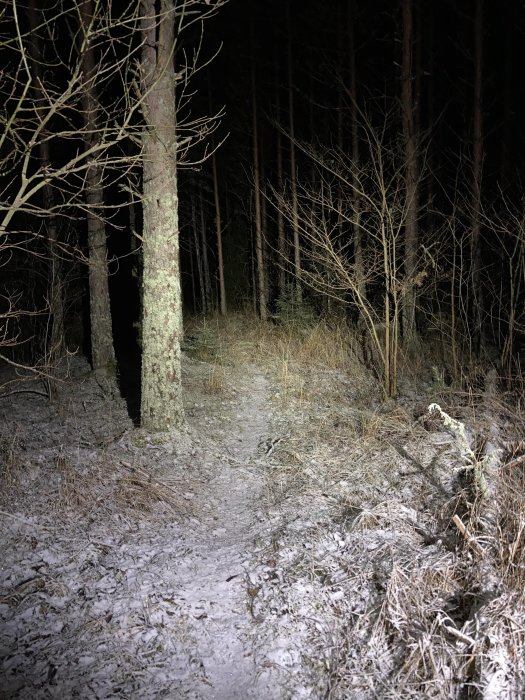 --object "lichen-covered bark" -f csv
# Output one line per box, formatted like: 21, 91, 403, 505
140, 0, 184, 431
